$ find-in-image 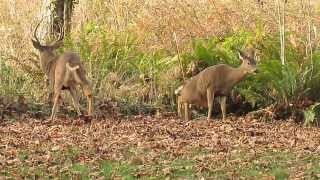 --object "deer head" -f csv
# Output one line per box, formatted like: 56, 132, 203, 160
31, 20, 64, 72
238, 49, 258, 74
